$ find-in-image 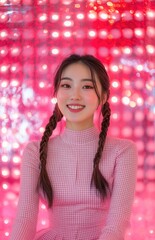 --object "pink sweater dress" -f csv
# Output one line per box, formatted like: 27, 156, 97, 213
10, 127, 138, 240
